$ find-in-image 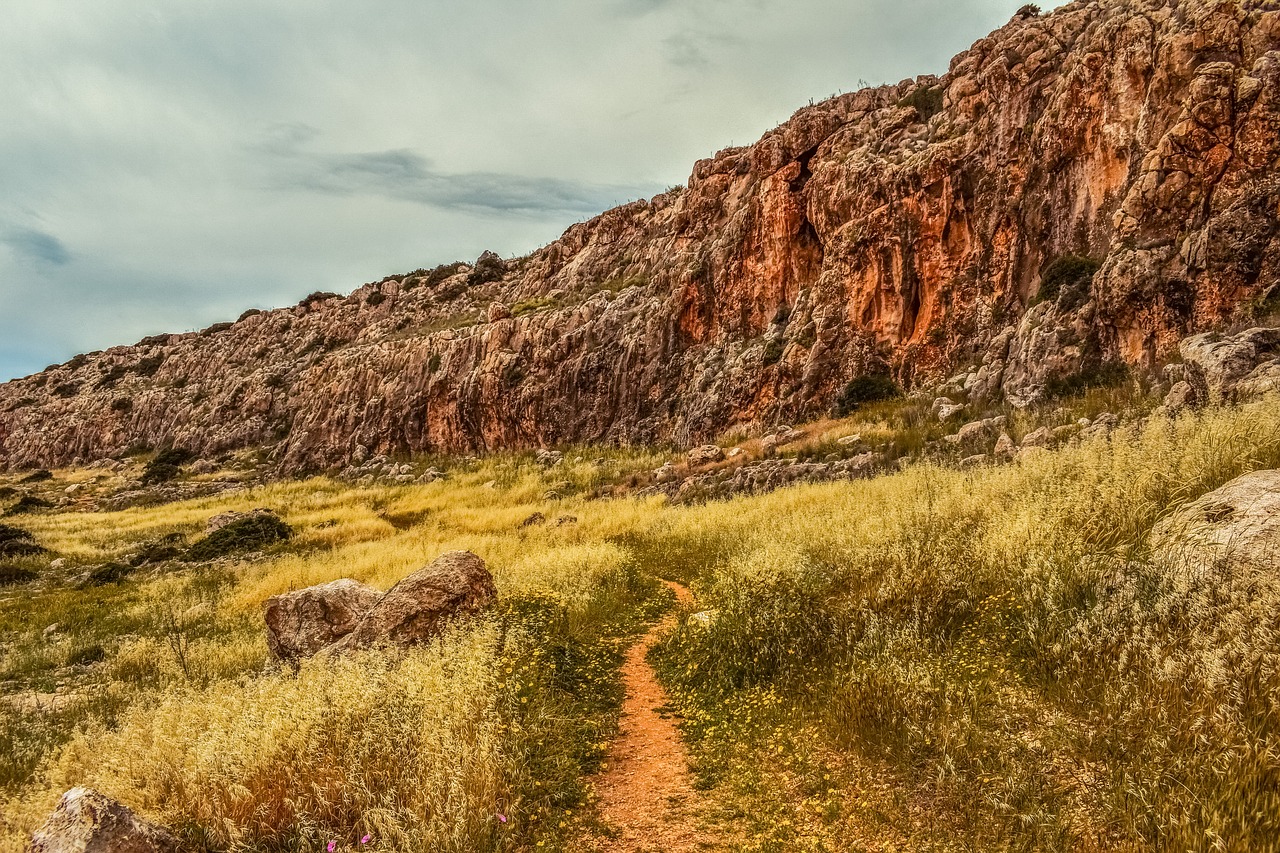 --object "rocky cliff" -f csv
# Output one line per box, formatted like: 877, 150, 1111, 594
2, 0, 1279, 472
